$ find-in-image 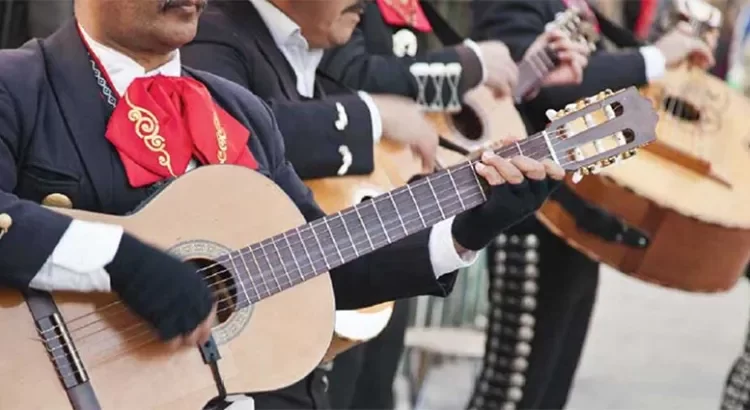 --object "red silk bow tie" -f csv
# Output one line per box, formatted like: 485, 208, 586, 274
105, 75, 258, 188
376, 0, 432, 32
